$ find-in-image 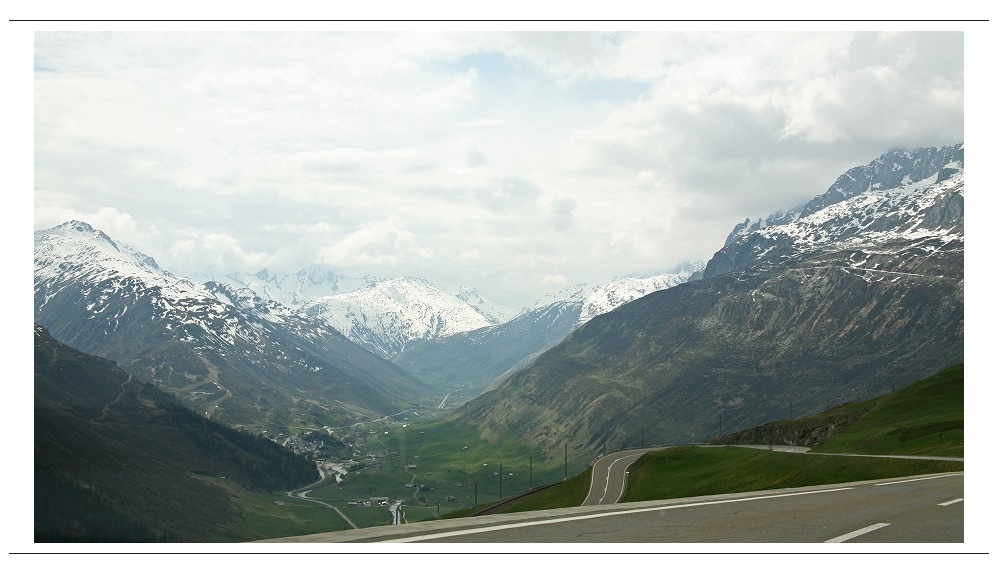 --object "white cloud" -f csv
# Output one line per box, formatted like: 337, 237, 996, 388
541, 274, 568, 287
166, 233, 271, 275
31, 30, 966, 308
317, 217, 433, 269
